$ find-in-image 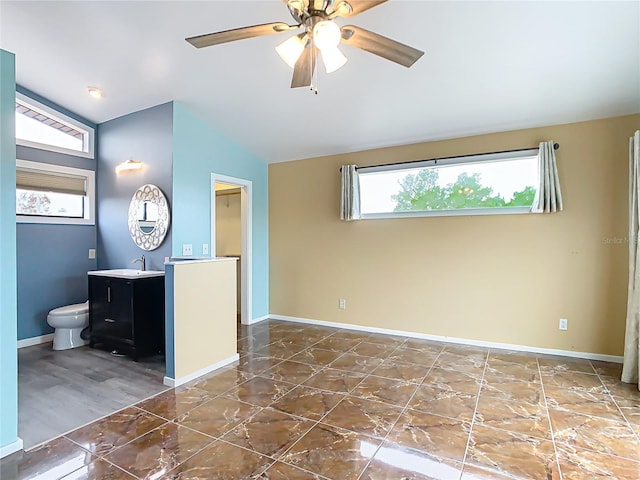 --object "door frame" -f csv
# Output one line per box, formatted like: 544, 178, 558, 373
210, 173, 252, 325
